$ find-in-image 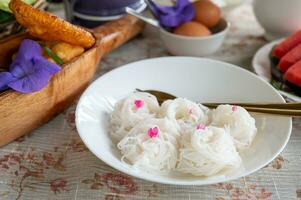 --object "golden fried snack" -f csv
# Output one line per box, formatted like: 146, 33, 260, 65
51, 42, 84, 63
9, 0, 95, 48
42, 42, 84, 63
